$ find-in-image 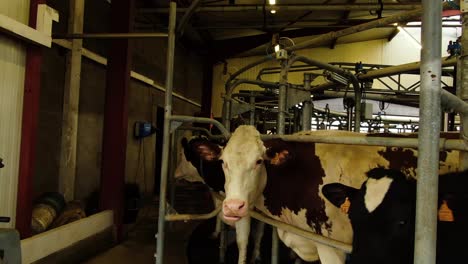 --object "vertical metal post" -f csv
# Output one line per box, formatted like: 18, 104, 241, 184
271, 228, 279, 264
156, 3, 176, 264
222, 96, 232, 132
457, 11, 468, 170
278, 60, 288, 135
414, 1, 442, 264
249, 93, 255, 126
273, 58, 288, 264
302, 73, 312, 131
